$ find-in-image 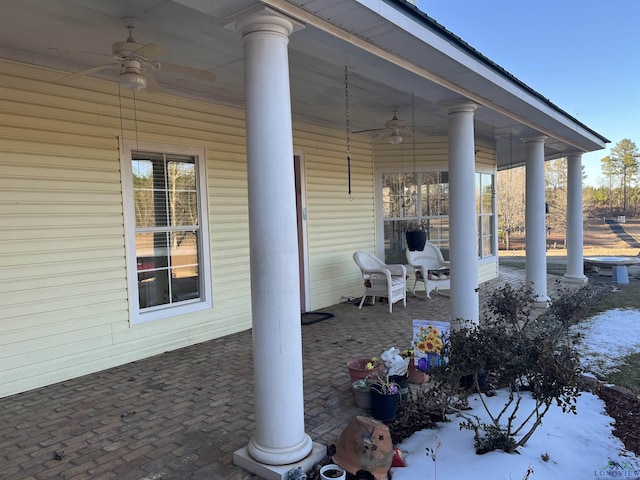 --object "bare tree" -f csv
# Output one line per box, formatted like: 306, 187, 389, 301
497, 167, 525, 250
545, 158, 568, 246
